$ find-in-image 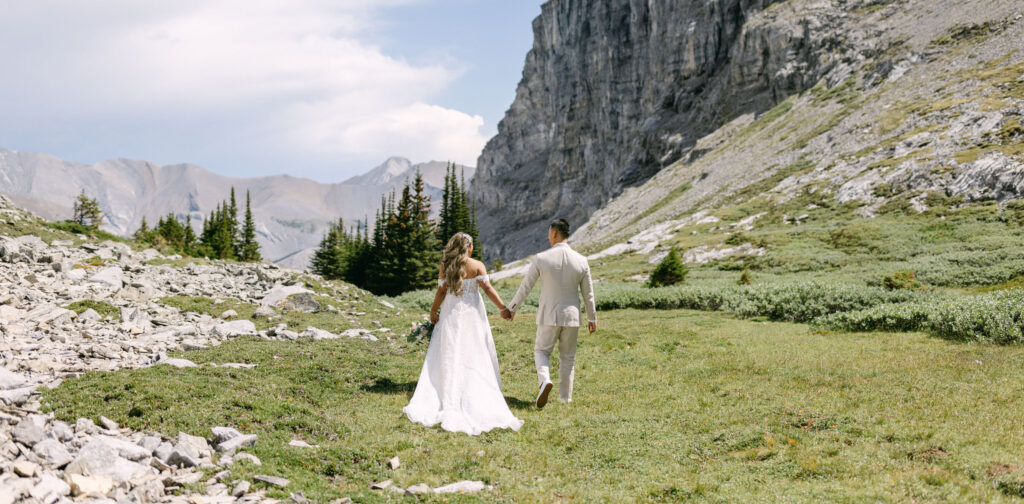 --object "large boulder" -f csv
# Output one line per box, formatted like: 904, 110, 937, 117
212, 320, 257, 338
88, 266, 124, 289
260, 284, 312, 307
65, 438, 151, 483
0, 367, 27, 390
